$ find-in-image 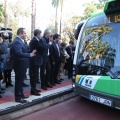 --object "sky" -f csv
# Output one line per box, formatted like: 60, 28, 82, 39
35, 0, 96, 31
1, 0, 98, 31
